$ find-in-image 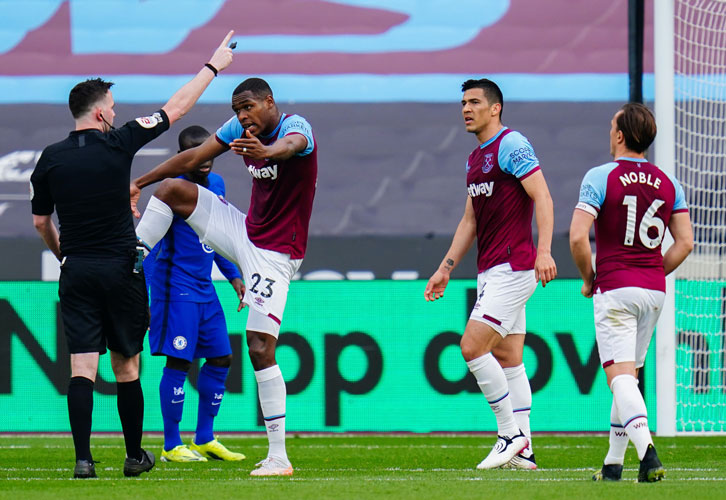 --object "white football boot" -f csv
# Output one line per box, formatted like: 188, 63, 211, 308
503, 451, 537, 470
249, 456, 293, 477
476, 431, 529, 469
